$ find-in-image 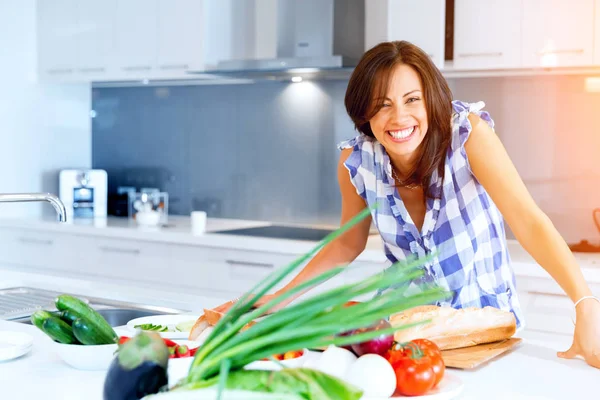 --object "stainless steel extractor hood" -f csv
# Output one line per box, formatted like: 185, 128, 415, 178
189, 0, 365, 81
